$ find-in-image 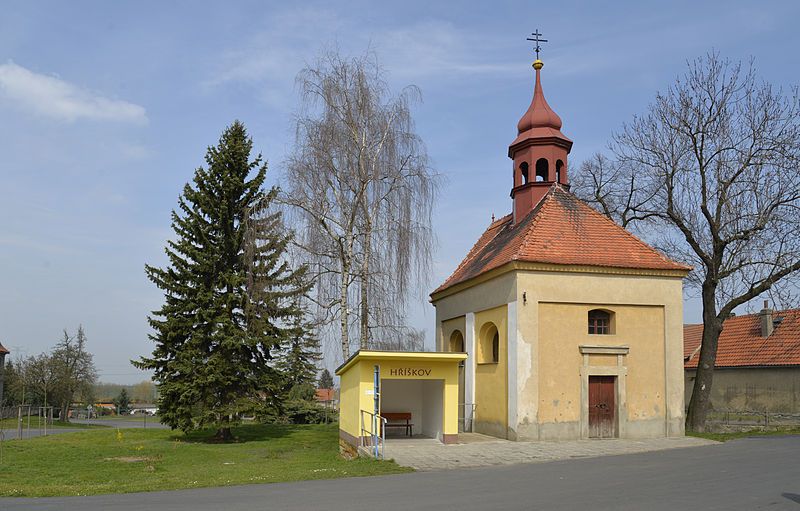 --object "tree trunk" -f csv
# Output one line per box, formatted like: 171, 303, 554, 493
686, 282, 724, 432
340, 244, 352, 360
359, 223, 371, 351
214, 426, 233, 442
